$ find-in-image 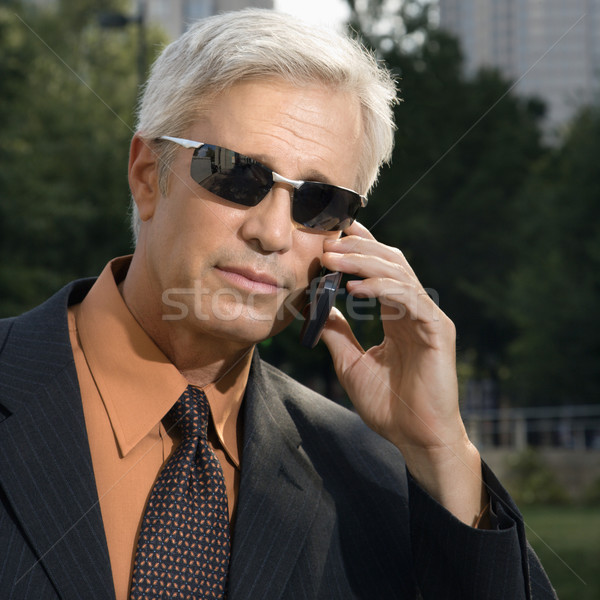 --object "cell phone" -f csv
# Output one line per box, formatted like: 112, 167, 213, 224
300, 270, 343, 348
